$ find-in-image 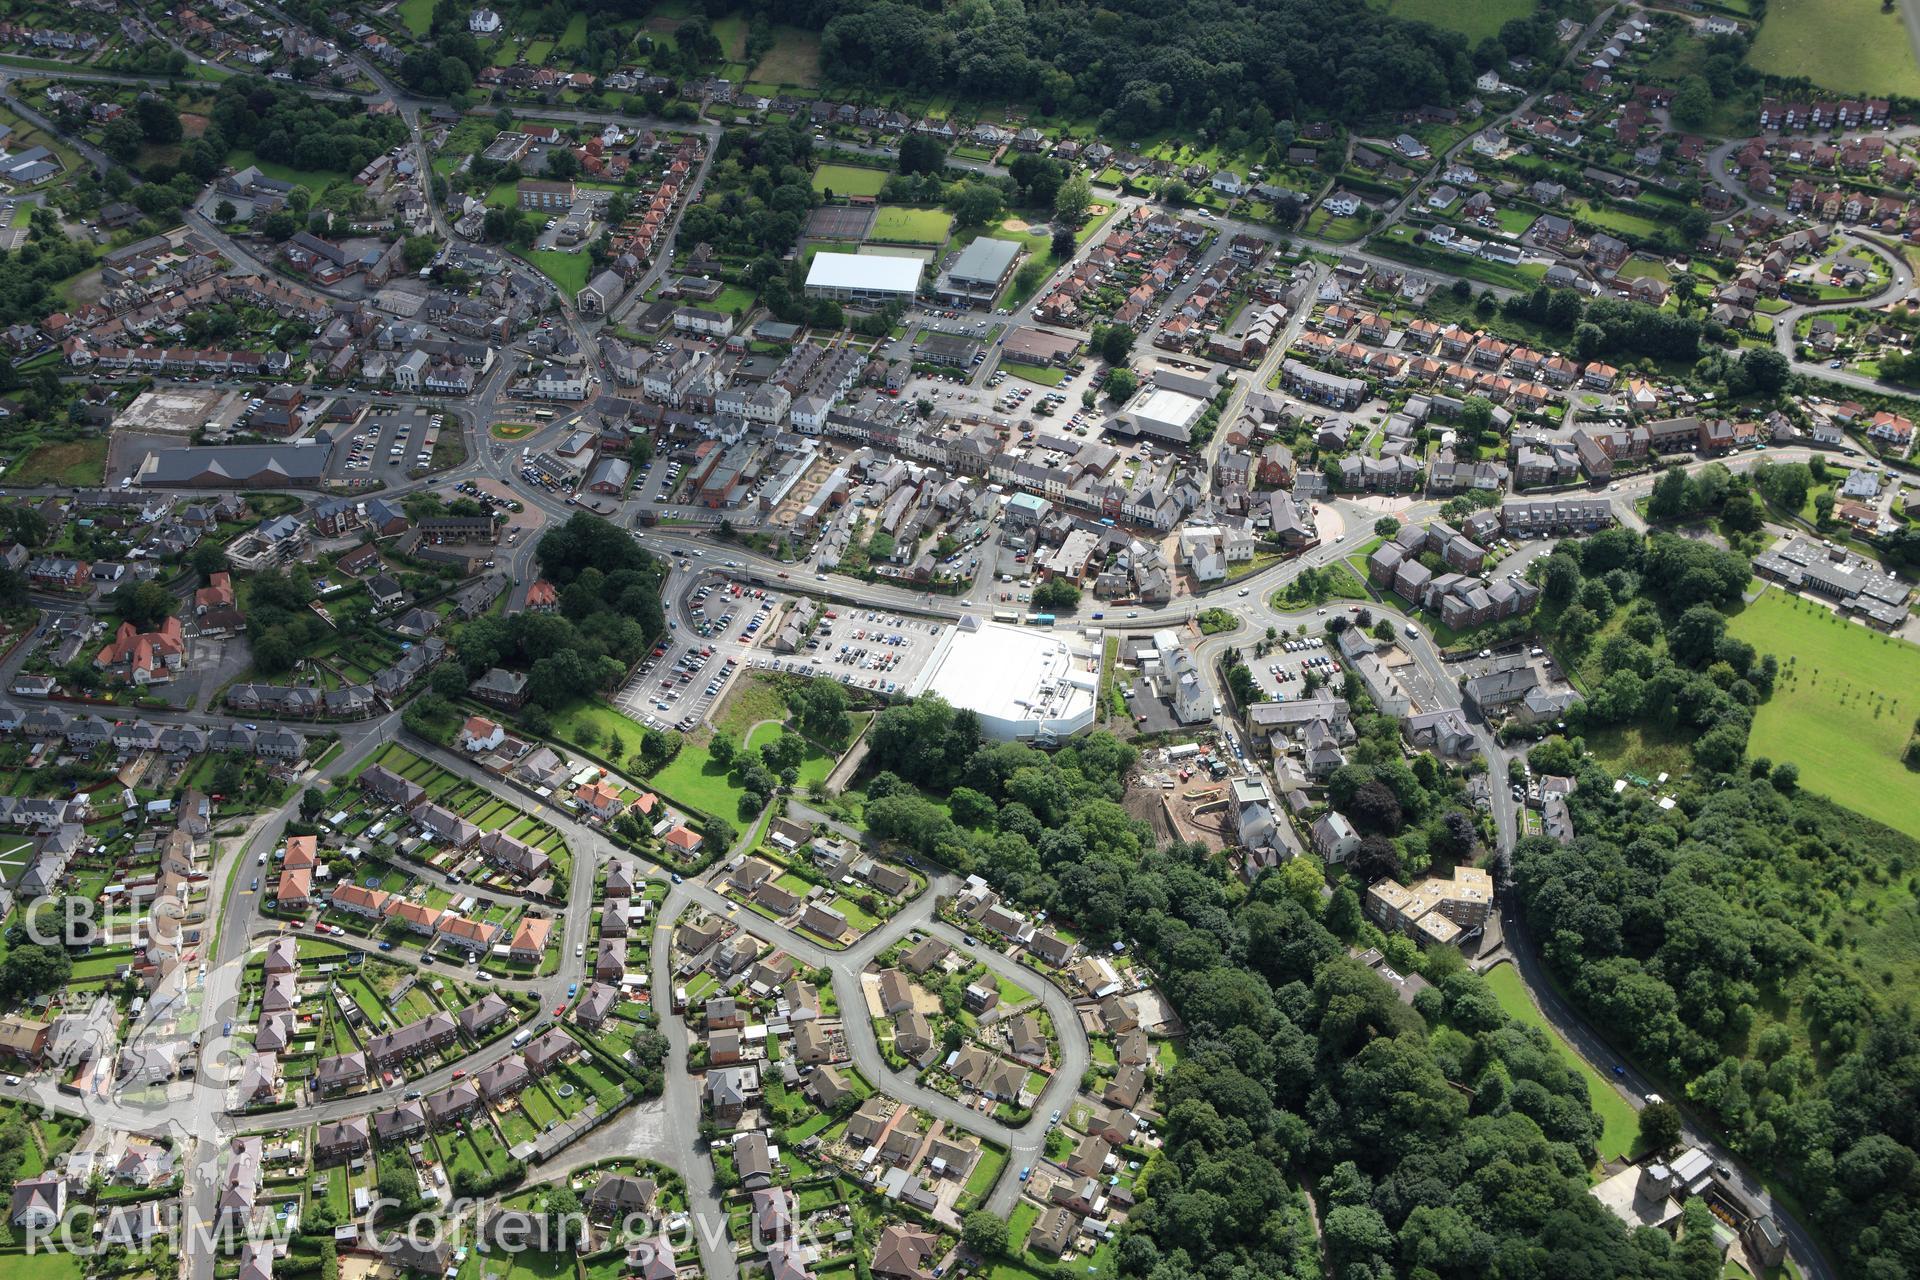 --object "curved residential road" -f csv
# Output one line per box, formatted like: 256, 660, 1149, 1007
654, 854, 1090, 1218
1766, 232, 1916, 394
